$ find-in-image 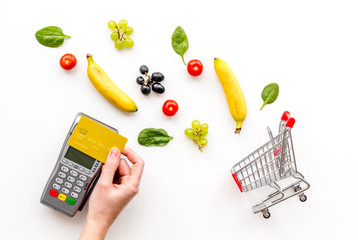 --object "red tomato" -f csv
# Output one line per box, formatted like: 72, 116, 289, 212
187, 59, 203, 76
162, 100, 179, 116
60, 53, 77, 70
